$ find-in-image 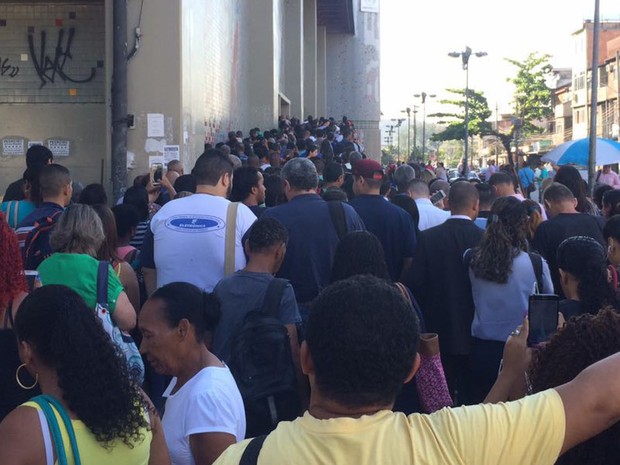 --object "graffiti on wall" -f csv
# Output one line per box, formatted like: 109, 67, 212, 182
0, 57, 19, 78
28, 27, 97, 88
